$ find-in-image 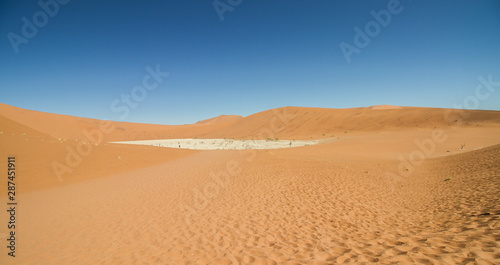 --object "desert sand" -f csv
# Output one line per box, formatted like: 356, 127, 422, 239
1, 102, 500, 264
